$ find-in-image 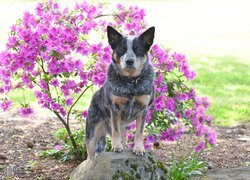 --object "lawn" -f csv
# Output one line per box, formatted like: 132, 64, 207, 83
190, 55, 250, 126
